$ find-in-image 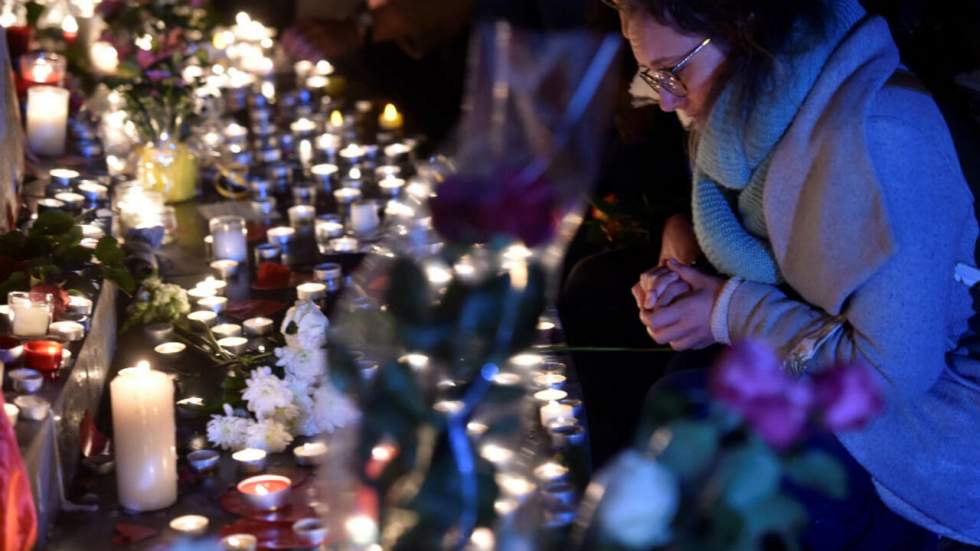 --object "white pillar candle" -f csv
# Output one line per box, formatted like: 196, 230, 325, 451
539, 400, 574, 428
110, 362, 177, 511
210, 216, 248, 262
9, 294, 51, 337
296, 282, 326, 301
26, 85, 70, 156
349, 201, 379, 237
